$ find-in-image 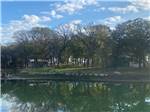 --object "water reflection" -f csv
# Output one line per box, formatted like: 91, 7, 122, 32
1, 82, 150, 112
